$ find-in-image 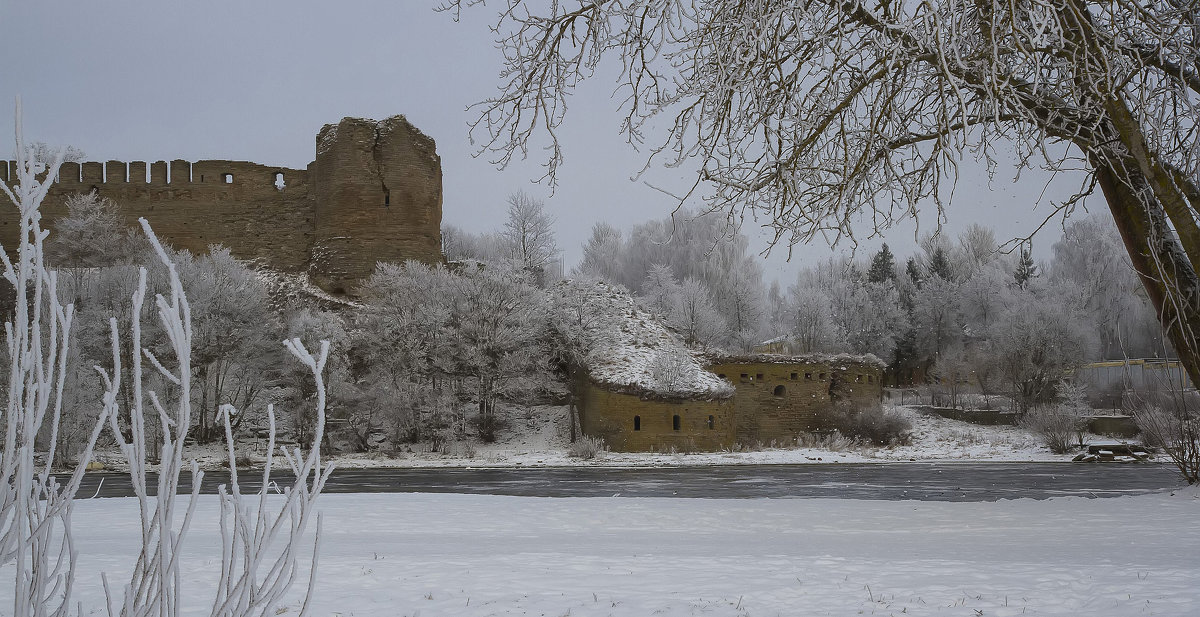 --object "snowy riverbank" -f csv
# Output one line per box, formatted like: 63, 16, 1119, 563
39, 486, 1200, 616
88, 405, 1153, 472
